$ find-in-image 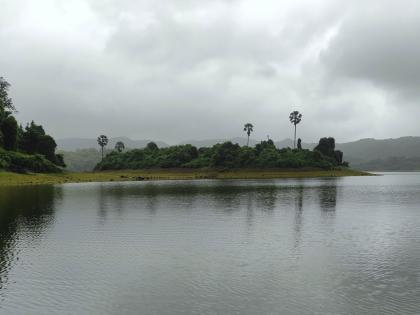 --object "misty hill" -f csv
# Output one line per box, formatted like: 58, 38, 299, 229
57, 137, 169, 151
335, 137, 420, 162
350, 156, 420, 171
